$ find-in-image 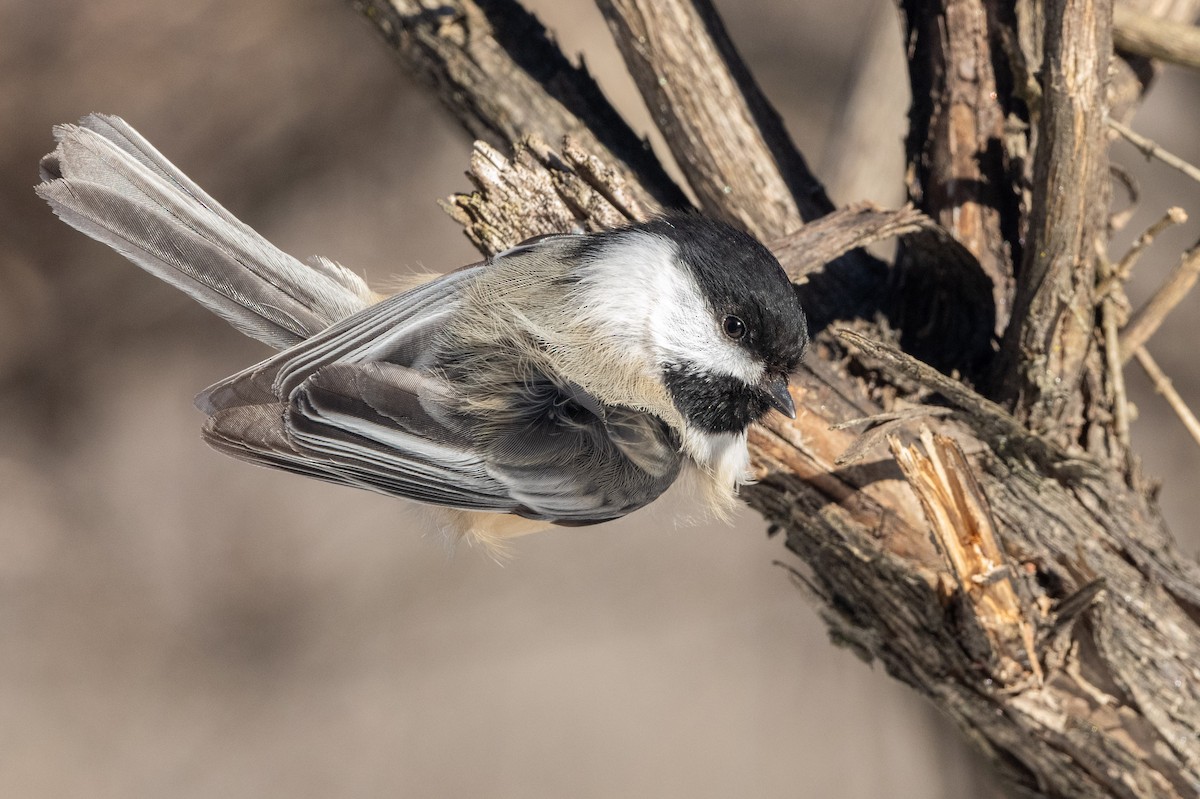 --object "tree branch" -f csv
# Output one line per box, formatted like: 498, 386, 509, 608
996, 0, 1114, 455
1119, 239, 1200, 361
356, 0, 1200, 793
448, 131, 1200, 793
348, 0, 686, 209
593, 0, 829, 239
1135, 347, 1200, 448
1110, 117, 1200, 185
898, 0, 1019, 330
